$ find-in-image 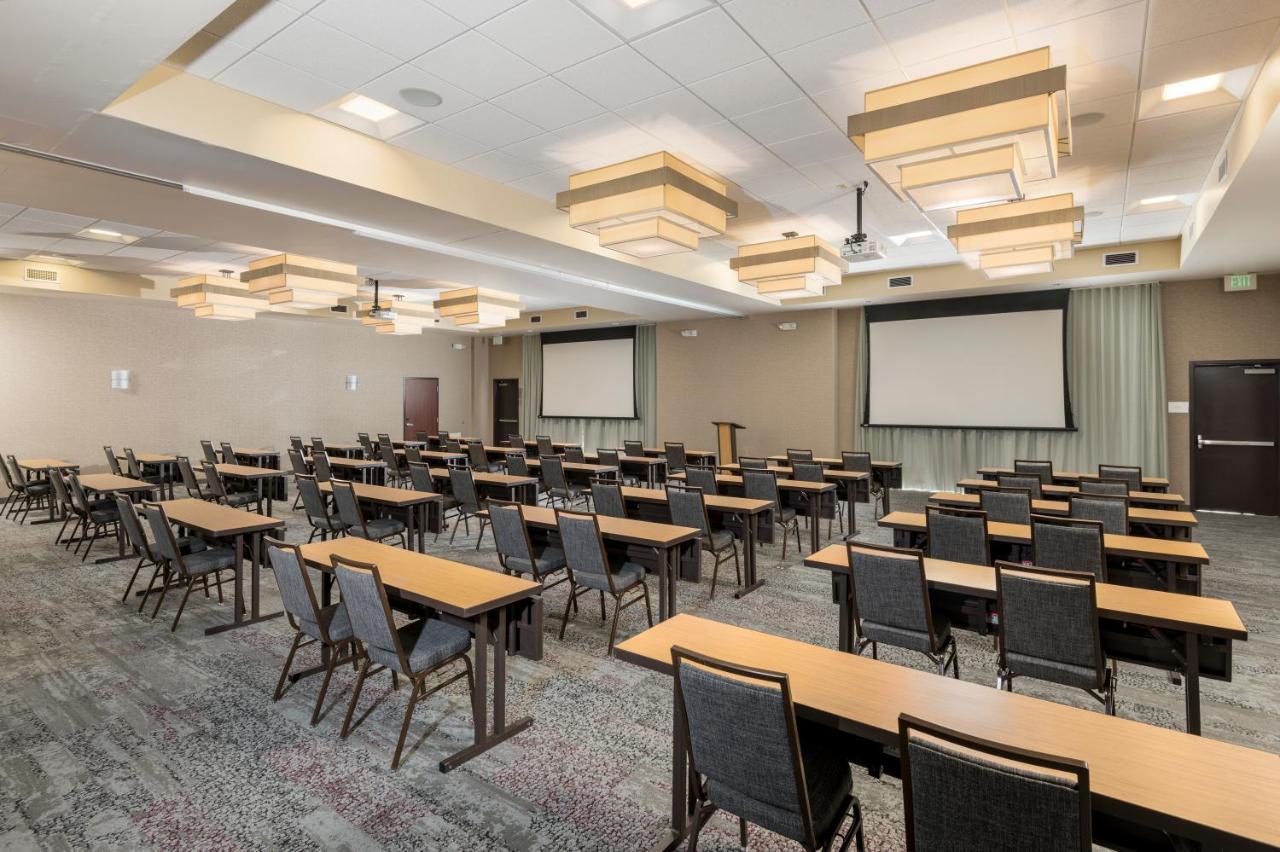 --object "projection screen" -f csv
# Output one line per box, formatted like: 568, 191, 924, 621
540, 327, 637, 419
864, 291, 1074, 430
